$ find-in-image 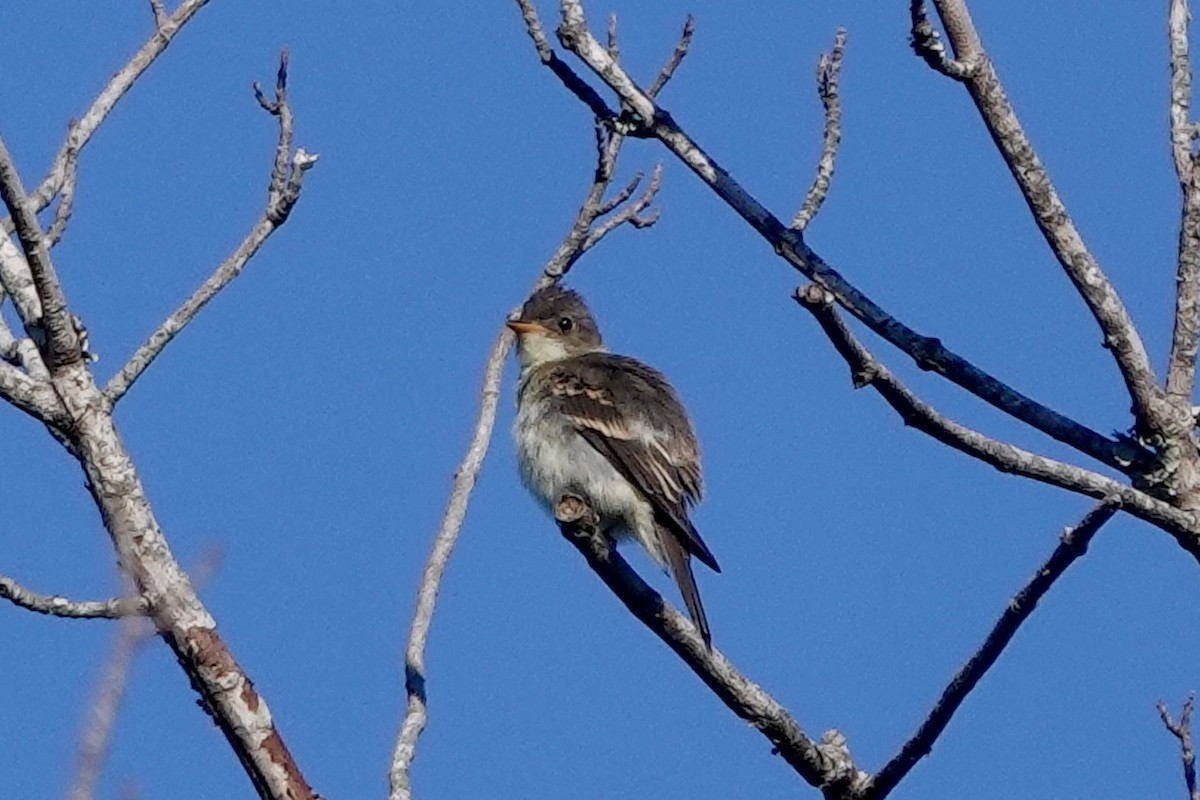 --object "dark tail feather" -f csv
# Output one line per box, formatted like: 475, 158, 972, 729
661, 530, 712, 648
